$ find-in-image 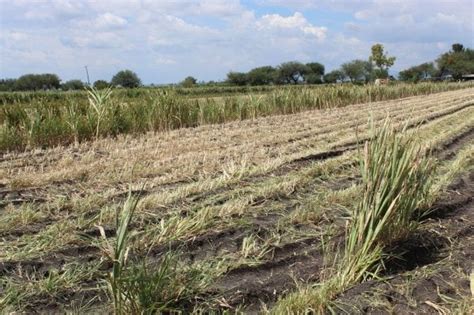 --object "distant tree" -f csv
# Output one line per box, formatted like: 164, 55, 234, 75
452, 43, 464, 53
111, 70, 141, 88
341, 60, 372, 83
369, 43, 396, 79
399, 62, 436, 82
226, 71, 248, 86
275, 61, 310, 84
306, 62, 325, 76
323, 70, 345, 83
0, 79, 17, 91
61, 79, 85, 91
305, 62, 325, 84
181, 76, 197, 88
14, 73, 61, 91
247, 66, 276, 85
93, 80, 110, 90
436, 43, 474, 79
